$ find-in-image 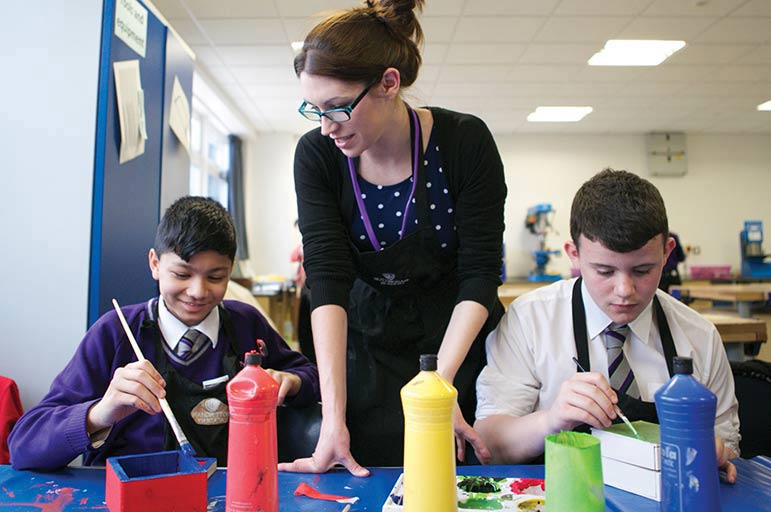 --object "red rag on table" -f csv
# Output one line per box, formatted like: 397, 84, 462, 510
293, 482, 353, 502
